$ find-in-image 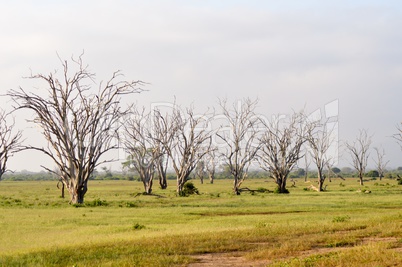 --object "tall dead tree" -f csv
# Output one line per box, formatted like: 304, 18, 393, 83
0, 110, 23, 180
346, 130, 371, 186
373, 147, 388, 181
306, 122, 336, 191
151, 109, 173, 190
122, 108, 161, 194
216, 98, 260, 195
259, 112, 309, 193
155, 105, 212, 194
8, 55, 143, 204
